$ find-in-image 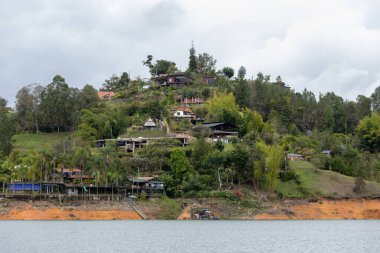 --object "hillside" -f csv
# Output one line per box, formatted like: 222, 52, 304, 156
277, 160, 380, 198
12, 132, 72, 154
